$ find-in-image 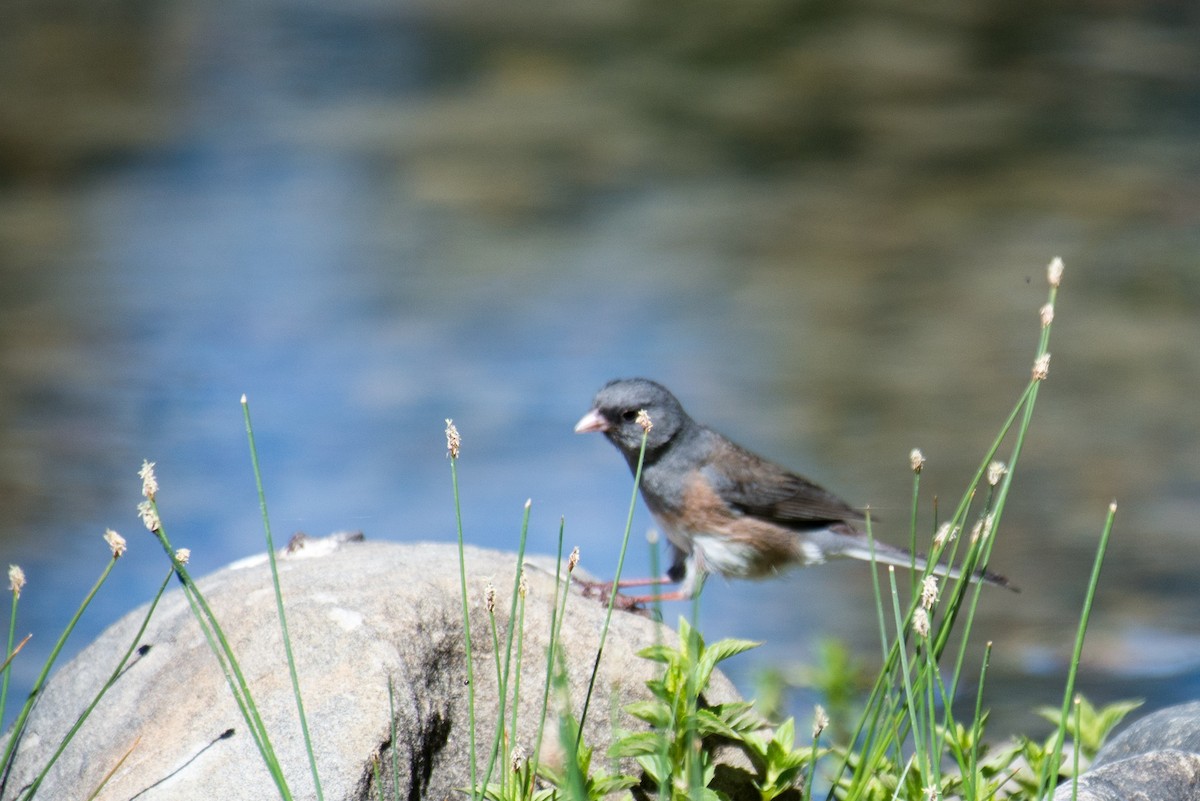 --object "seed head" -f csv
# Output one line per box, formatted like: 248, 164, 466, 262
986, 460, 1008, 487
567, 546, 580, 573
484, 580, 496, 614
104, 528, 127, 558
137, 500, 161, 533
445, 419, 461, 459
812, 705, 830, 739
1032, 353, 1051, 381
909, 448, 925, 473
921, 576, 939, 609
175, 548, 191, 565
518, 568, 528, 598
510, 743, 526, 773
912, 607, 930, 638
139, 460, 159, 500
933, 523, 958, 548
1040, 303, 1054, 328
8, 565, 25, 597
1047, 257, 1064, 287
971, 513, 995, 544
635, 409, 652, 433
